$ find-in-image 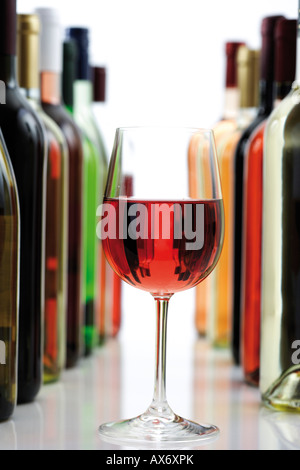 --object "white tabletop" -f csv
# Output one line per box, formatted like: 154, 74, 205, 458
1, 286, 300, 451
